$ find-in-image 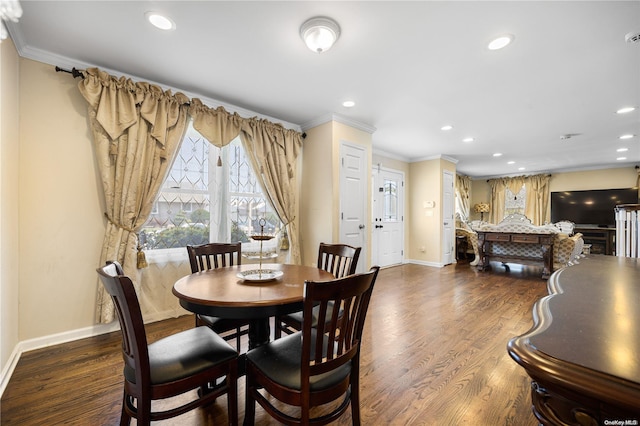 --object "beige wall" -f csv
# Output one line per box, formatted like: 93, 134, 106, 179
18, 59, 105, 340
1, 39, 21, 372
469, 167, 638, 222
300, 120, 373, 268
300, 122, 333, 266
408, 158, 442, 263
